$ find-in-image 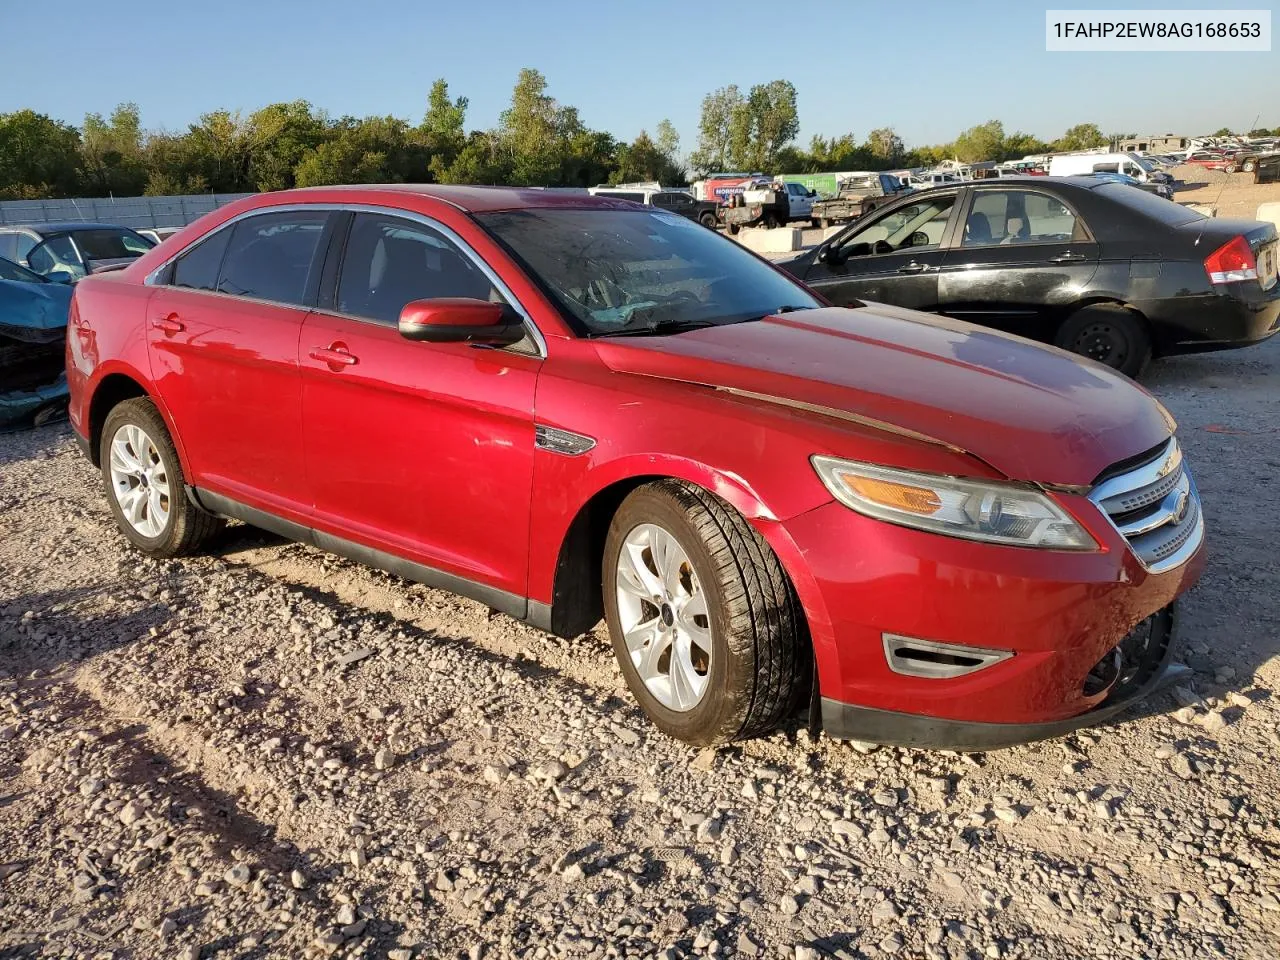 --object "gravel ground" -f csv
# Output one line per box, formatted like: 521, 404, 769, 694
2, 335, 1280, 960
